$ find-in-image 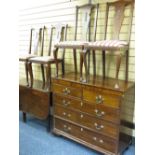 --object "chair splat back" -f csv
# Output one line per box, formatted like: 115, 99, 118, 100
48, 24, 68, 56
74, 4, 99, 42
104, 0, 134, 42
